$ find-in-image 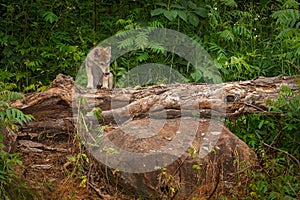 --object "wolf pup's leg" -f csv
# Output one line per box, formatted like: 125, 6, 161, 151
102, 72, 113, 89
108, 72, 114, 89
102, 73, 109, 89
86, 62, 94, 88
